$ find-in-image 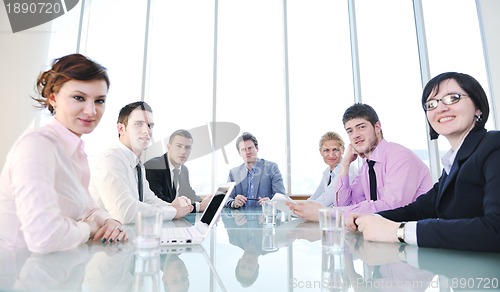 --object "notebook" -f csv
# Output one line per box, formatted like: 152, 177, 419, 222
160, 182, 235, 245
